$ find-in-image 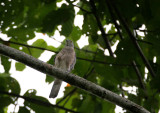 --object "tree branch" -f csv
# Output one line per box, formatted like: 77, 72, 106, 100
132, 61, 146, 90
89, 0, 114, 57
107, 0, 156, 77
0, 43, 150, 113
0, 91, 78, 113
